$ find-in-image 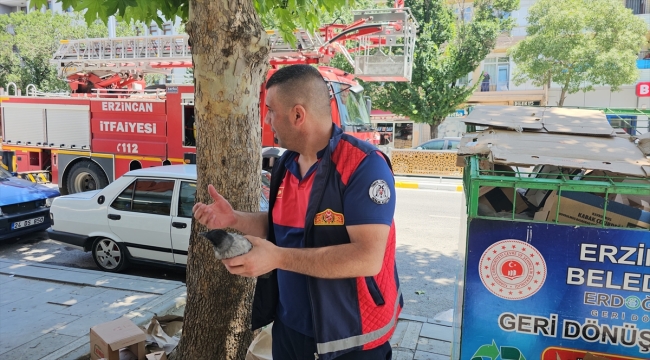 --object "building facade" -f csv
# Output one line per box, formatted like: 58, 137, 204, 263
454, 0, 650, 110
